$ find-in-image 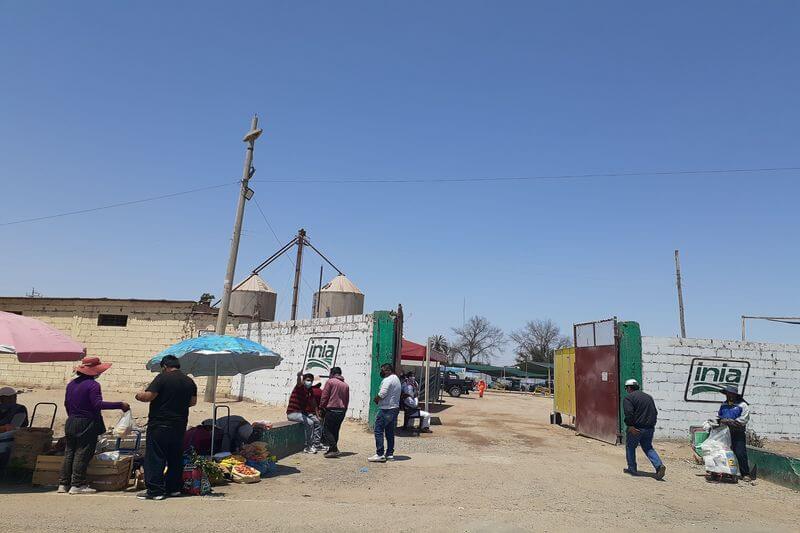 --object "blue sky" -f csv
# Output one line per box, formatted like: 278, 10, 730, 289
2, 2, 799, 363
